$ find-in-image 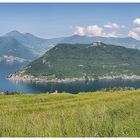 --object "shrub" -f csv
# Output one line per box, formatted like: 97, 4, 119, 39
4, 90, 22, 95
